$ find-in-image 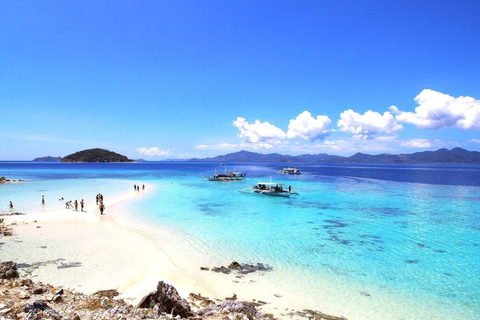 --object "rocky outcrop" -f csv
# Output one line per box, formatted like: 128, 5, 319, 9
197, 300, 265, 319
24, 300, 62, 320
204, 261, 273, 275
137, 281, 192, 318
0, 260, 346, 320
0, 261, 19, 280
